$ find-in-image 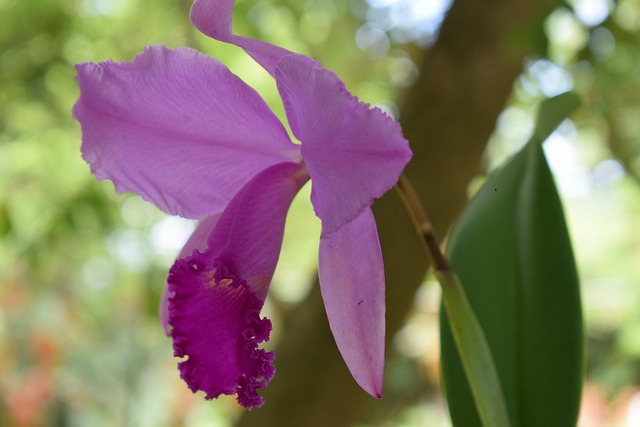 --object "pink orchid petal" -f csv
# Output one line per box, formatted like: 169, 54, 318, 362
168, 161, 308, 408
74, 44, 299, 219
207, 161, 309, 298
190, 0, 292, 76
160, 214, 221, 335
318, 208, 386, 398
275, 54, 412, 235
